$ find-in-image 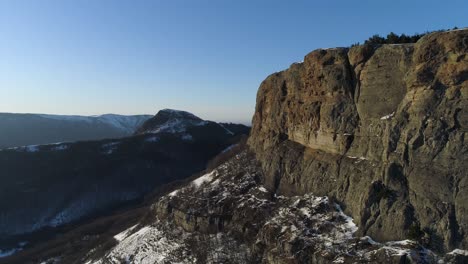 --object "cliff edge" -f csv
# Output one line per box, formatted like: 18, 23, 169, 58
248, 28, 468, 252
